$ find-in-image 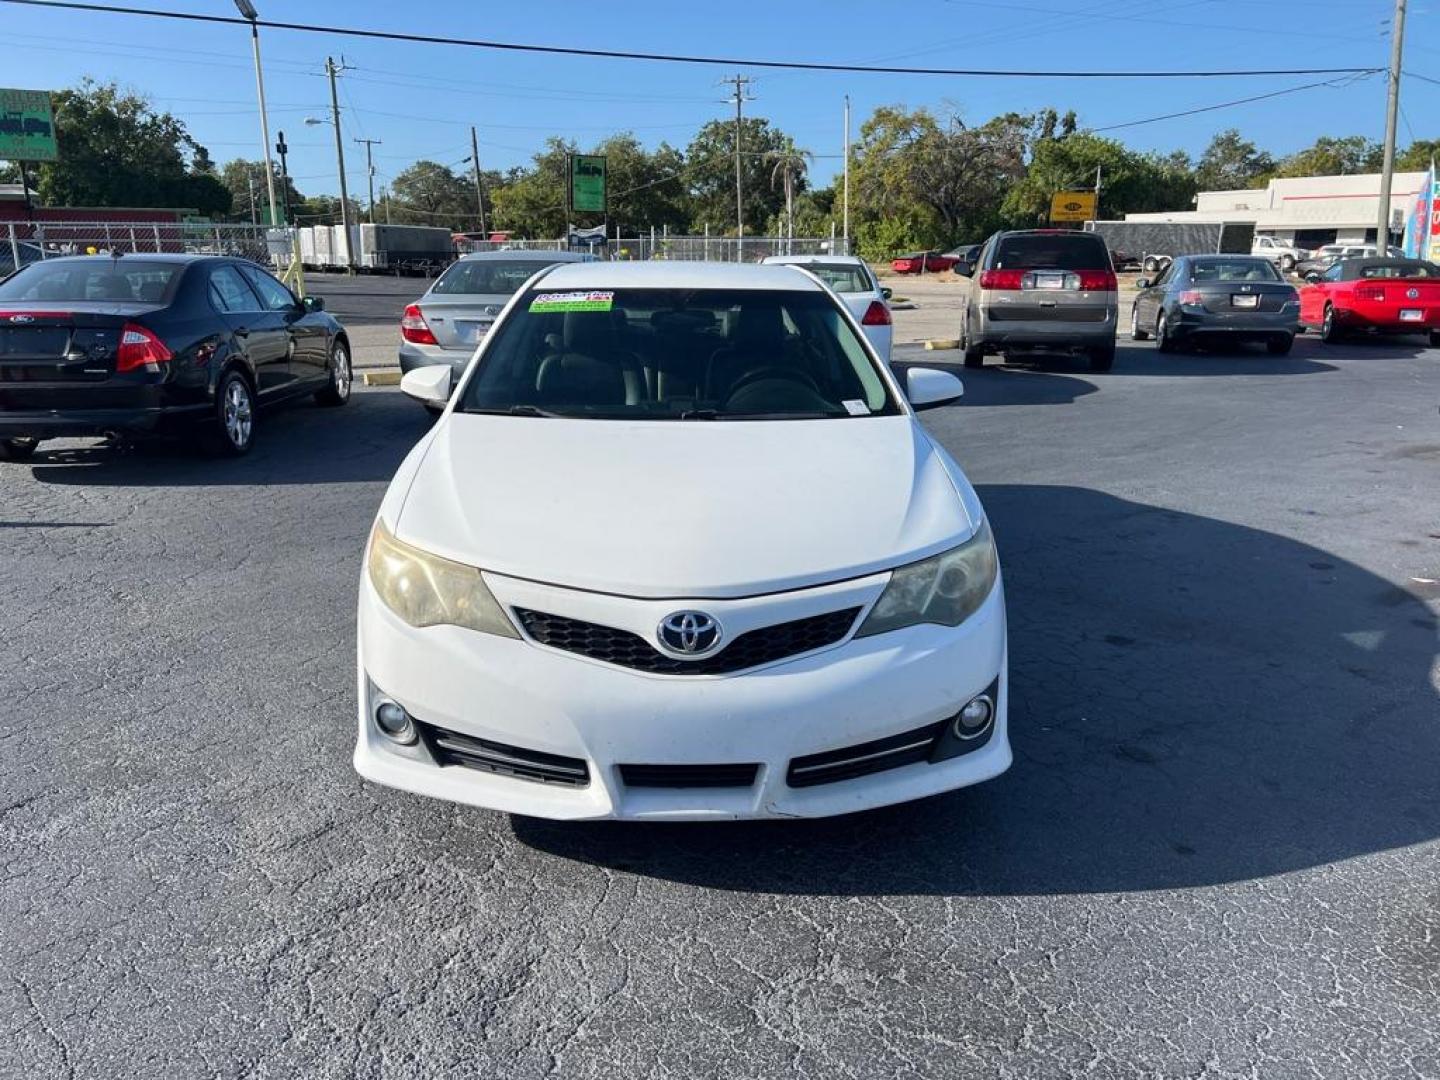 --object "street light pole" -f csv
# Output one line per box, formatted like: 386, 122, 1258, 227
235, 0, 279, 228
324, 56, 356, 274
1377, 0, 1407, 250
354, 137, 382, 224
